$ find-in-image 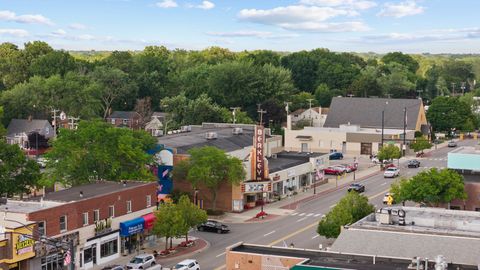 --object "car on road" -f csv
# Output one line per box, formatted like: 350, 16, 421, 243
329, 152, 343, 160
340, 164, 357, 173
126, 254, 156, 269
102, 266, 125, 270
448, 140, 457, 147
324, 166, 346, 175
197, 220, 229, 233
383, 192, 395, 205
347, 183, 365, 193
384, 167, 400, 178
407, 159, 421, 168
174, 259, 200, 270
